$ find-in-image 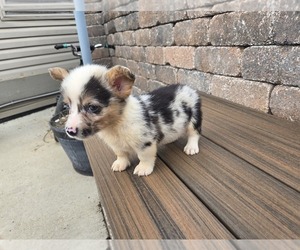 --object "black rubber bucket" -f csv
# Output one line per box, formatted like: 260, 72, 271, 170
49, 111, 93, 176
